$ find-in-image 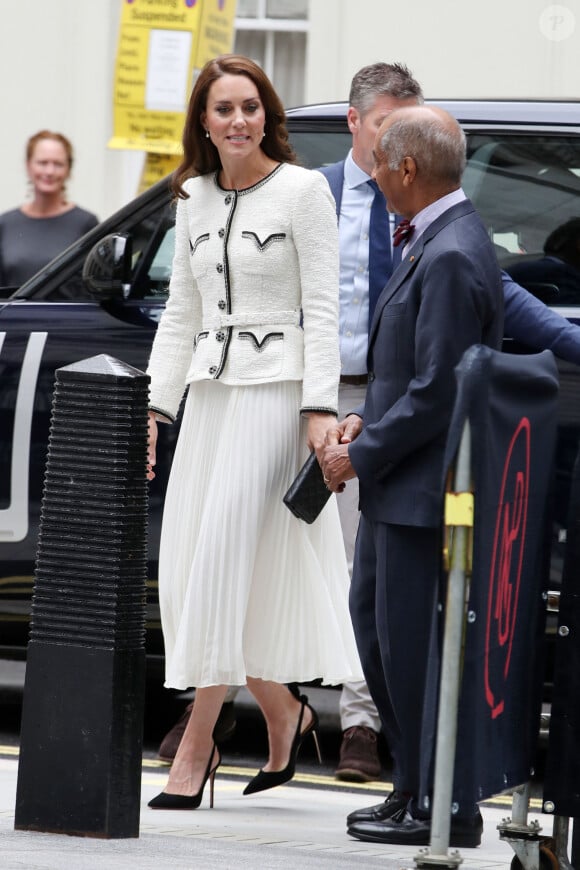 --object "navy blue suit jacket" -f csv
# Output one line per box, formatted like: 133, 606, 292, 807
348, 199, 504, 527
318, 159, 580, 366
